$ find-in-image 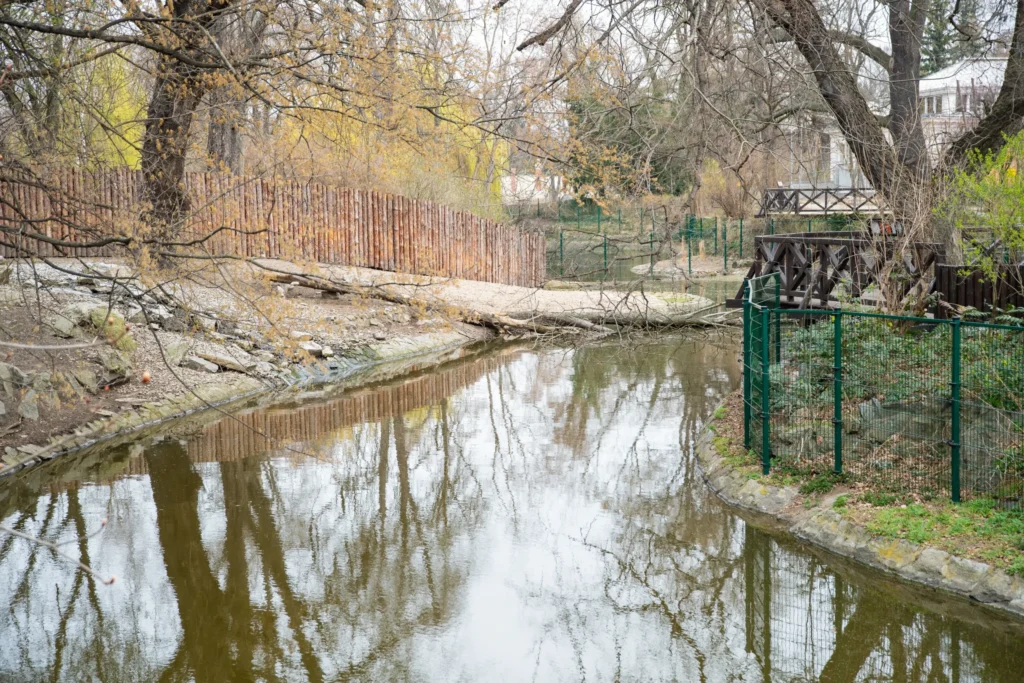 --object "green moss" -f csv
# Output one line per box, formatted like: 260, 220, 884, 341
712, 436, 730, 455
713, 405, 727, 421
832, 494, 848, 510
